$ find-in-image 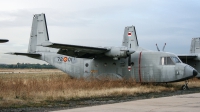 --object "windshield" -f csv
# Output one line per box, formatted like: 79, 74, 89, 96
171, 57, 181, 63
